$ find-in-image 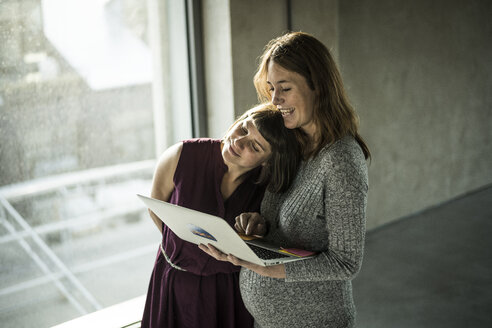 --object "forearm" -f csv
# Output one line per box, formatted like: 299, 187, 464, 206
285, 247, 364, 282
259, 263, 286, 279
149, 210, 163, 234
285, 187, 367, 283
